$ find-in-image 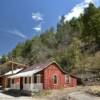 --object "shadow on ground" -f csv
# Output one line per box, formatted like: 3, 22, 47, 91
2, 89, 31, 97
